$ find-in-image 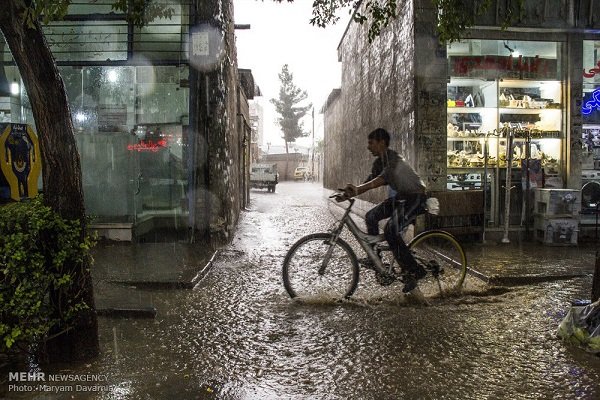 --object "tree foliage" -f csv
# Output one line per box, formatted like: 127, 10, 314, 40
284, 0, 525, 43
0, 197, 94, 354
270, 64, 312, 153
